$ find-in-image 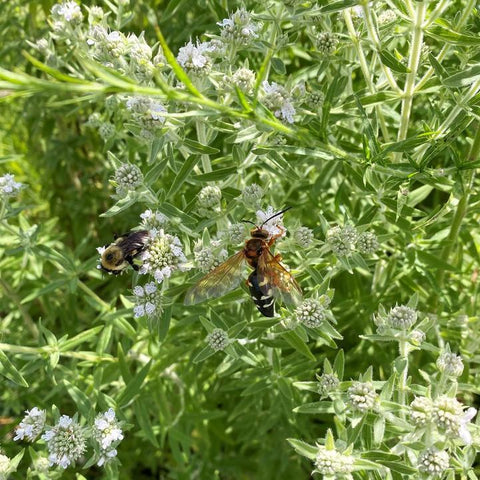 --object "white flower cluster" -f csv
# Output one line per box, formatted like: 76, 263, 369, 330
14, 407, 124, 470
50, 1, 83, 32
347, 381, 378, 412
0, 173, 24, 199
242, 183, 264, 209
125, 95, 167, 127
42, 415, 87, 469
256, 206, 287, 239
294, 226, 314, 248
316, 32, 337, 54
92, 408, 124, 467
326, 225, 378, 257
226, 222, 247, 244
409, 395, 476, 444
314, 446, 354, 476
133, 282, 162, 318
140, 209, 168, 233
87, 27, 159, 81
139, 229, 189, 283
14, 407, 46, 442
177, 40, 217, 75
436, 350, 464, 377
217, 8, 259, 45
386, 305, 417, 329
317, 373, 339, 397
231, 67, 256, 93
262, 81, 296, 124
